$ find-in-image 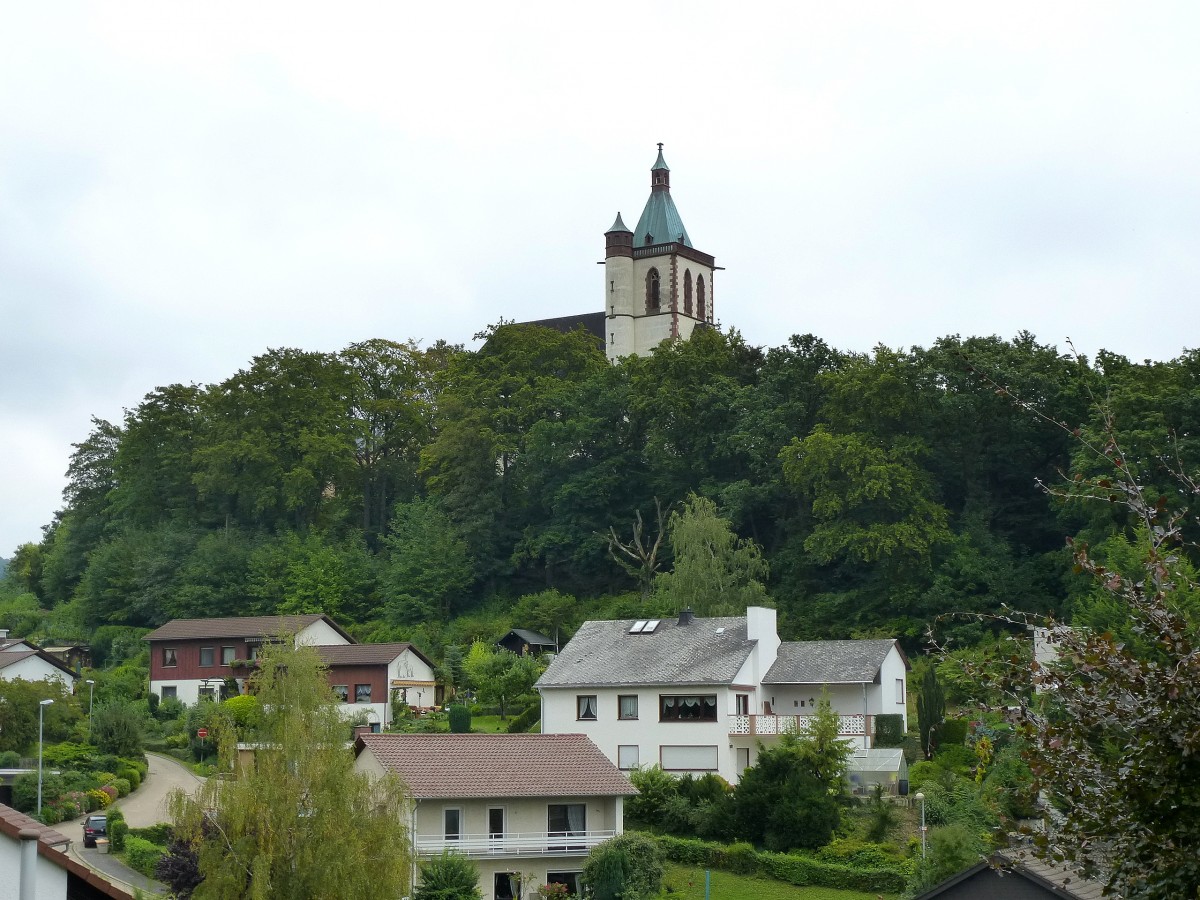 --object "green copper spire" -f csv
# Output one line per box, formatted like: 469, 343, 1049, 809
607, 212, 631, 233
652, 142, 670, 171
634, 143, 691, 247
